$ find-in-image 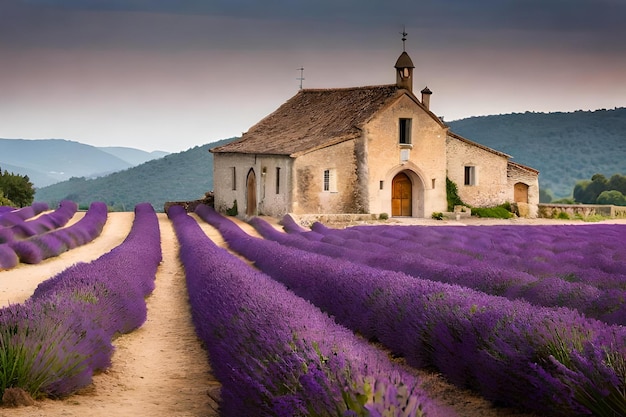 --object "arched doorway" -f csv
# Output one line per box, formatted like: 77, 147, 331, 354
514, 182, 529, 203
392, 172, 412, 216
246, 169, 257, 217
